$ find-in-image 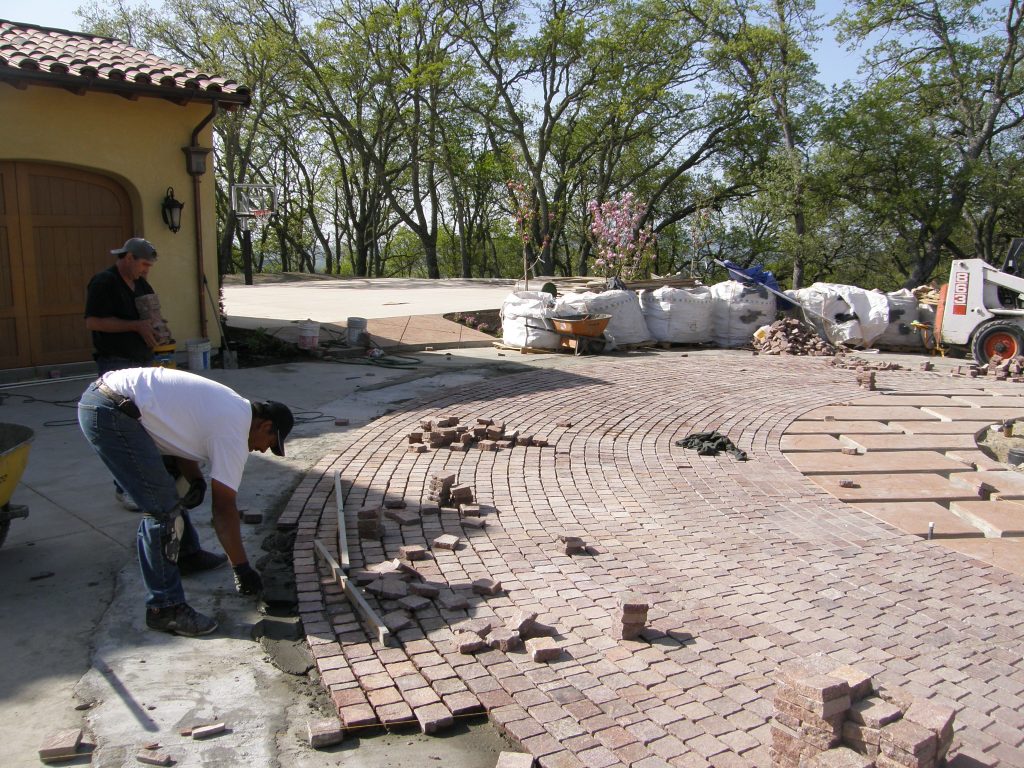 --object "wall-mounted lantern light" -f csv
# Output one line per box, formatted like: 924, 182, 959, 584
161, 187, 184, 233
